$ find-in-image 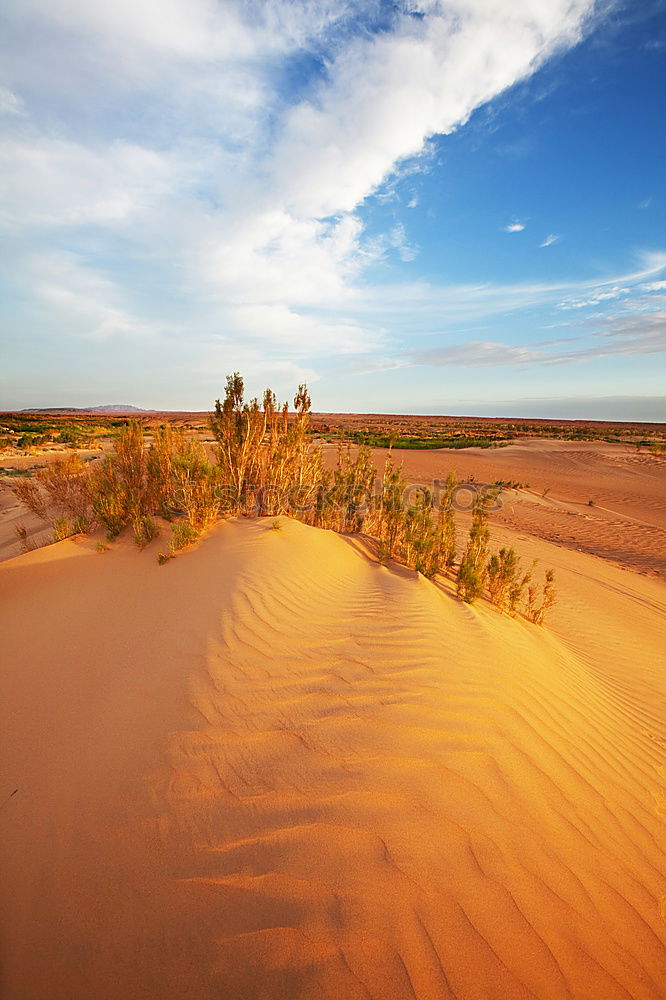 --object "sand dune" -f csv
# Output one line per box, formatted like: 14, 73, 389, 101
1, 518, 665, 999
